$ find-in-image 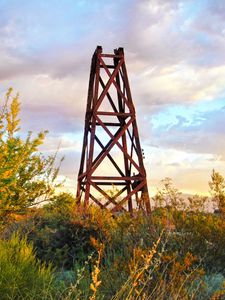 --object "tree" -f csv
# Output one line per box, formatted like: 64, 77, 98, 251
209, 169, 225, 215
0, 88, 62, 222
